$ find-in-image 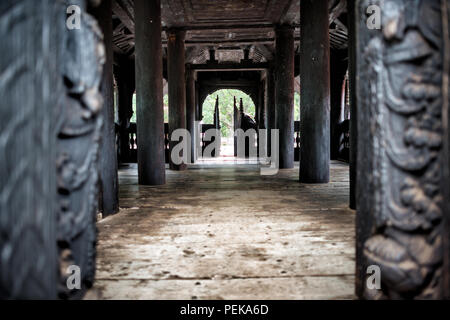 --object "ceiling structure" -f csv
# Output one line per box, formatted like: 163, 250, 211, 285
112, 0, 348, 64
